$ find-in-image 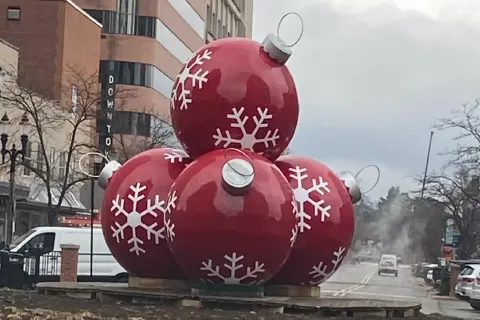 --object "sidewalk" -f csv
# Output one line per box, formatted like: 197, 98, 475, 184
424, 294, 480, 319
